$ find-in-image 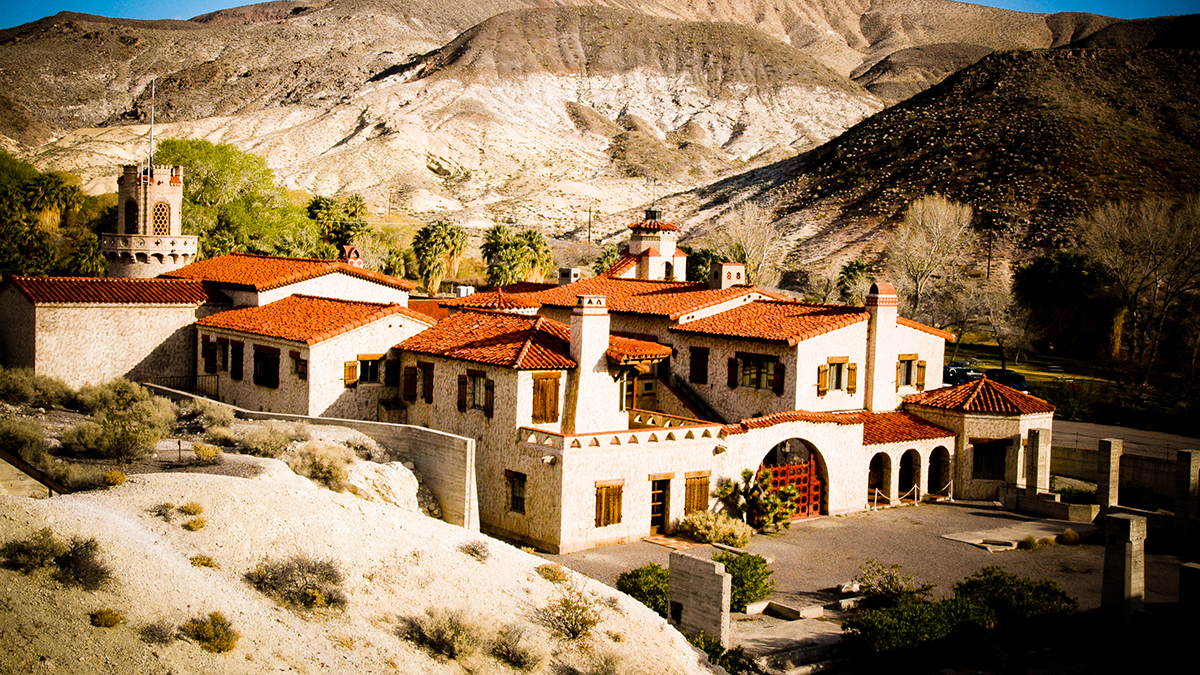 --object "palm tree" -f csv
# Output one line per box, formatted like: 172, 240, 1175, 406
442, 221, 468, 279
412, 222, 450, 295
69, 232, 108, 277
518, 229, 554, 282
